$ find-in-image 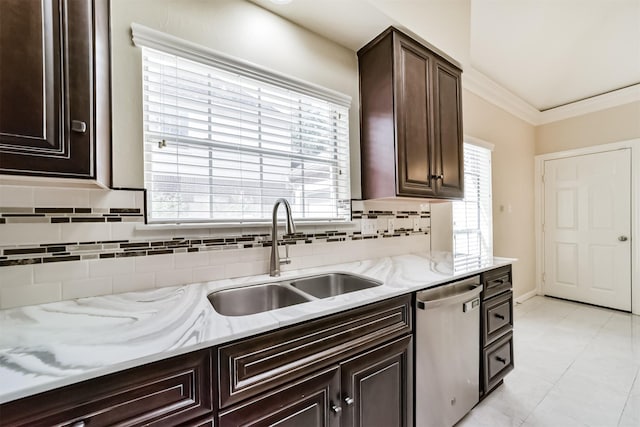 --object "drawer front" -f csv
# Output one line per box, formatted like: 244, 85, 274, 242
482, 265, 512, 300
483, 290, 513, 345
483, 331, 514, 393
1, 349, 213, 427
218, 294, 412, 409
